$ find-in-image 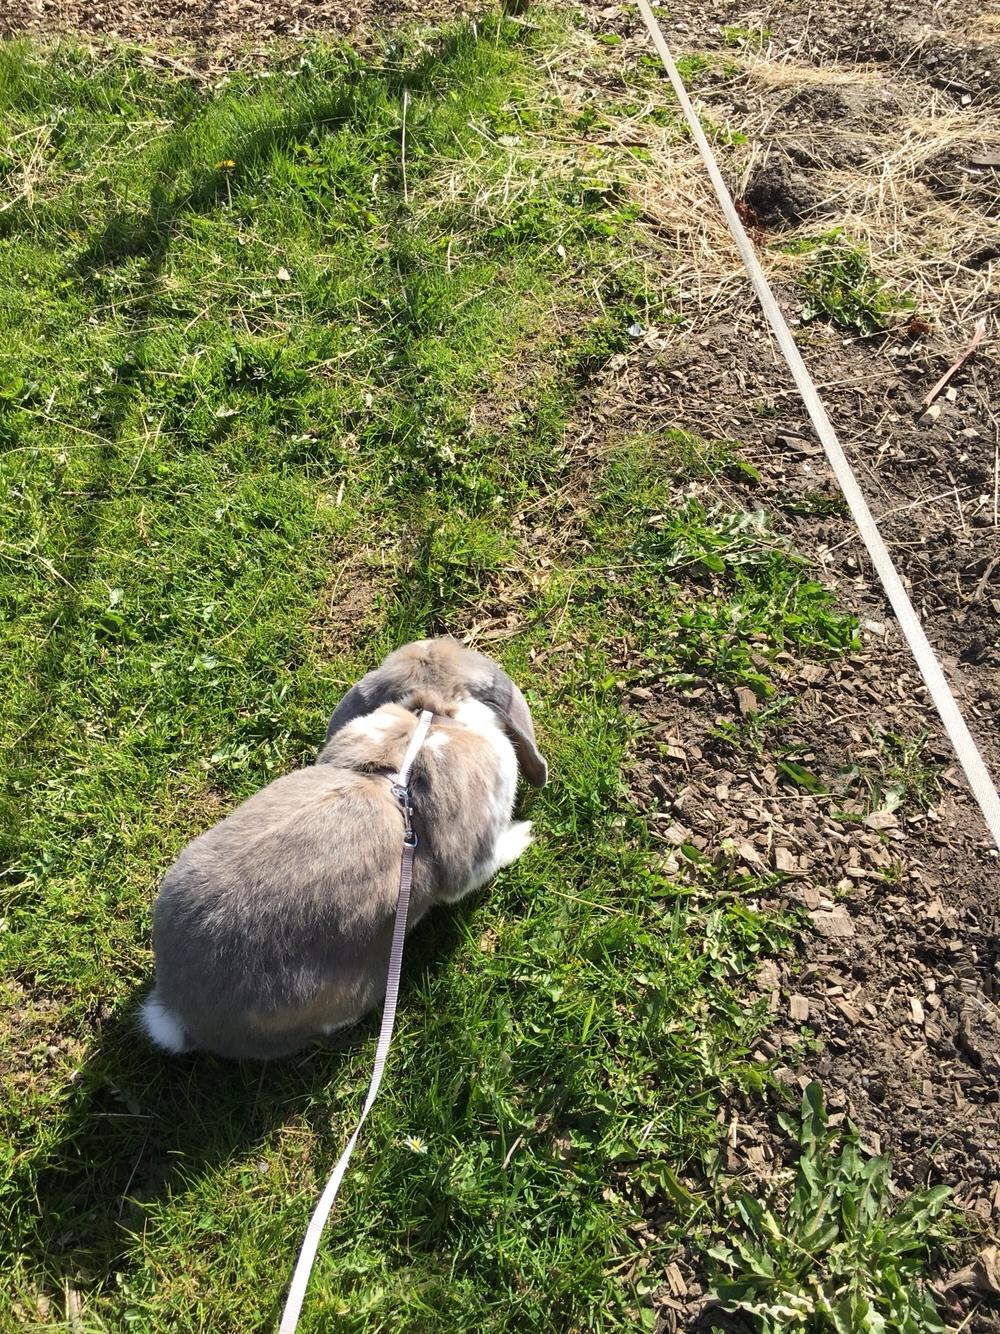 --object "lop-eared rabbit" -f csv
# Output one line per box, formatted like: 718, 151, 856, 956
139, 637, 547, 1060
